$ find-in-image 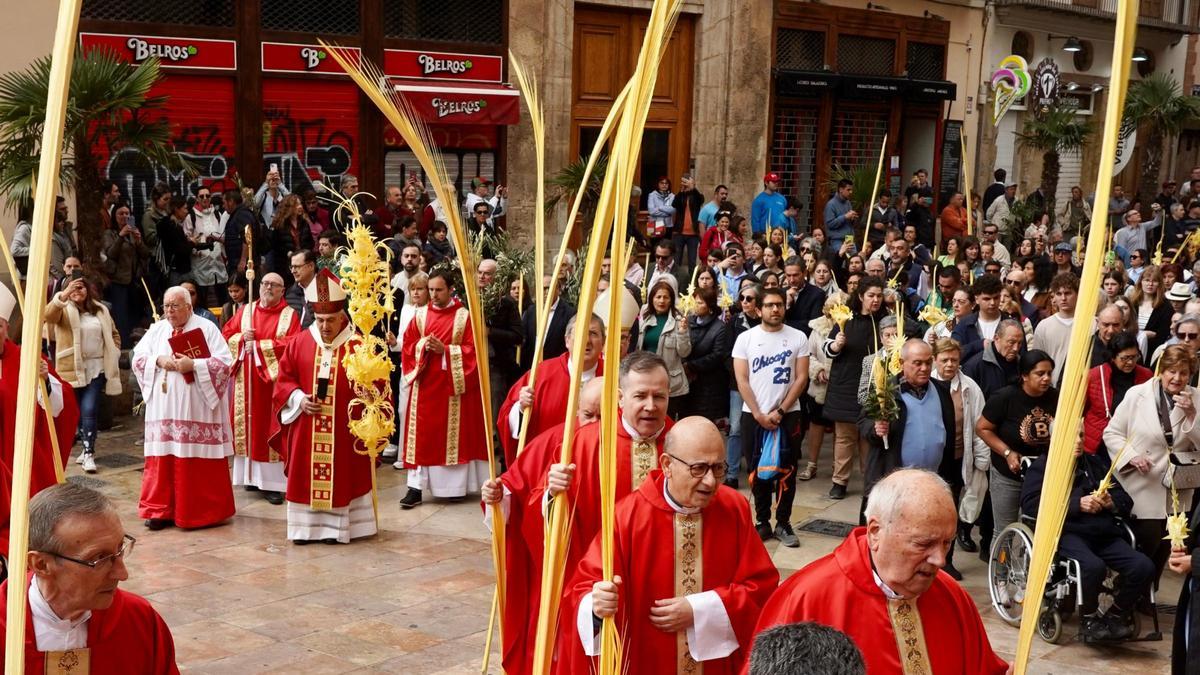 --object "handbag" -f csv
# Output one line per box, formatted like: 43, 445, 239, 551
756, 427, 782, 481
1157, 384, 1200, 490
